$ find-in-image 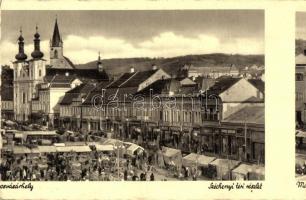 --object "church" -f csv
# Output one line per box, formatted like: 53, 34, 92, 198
13, 19, 110, 126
